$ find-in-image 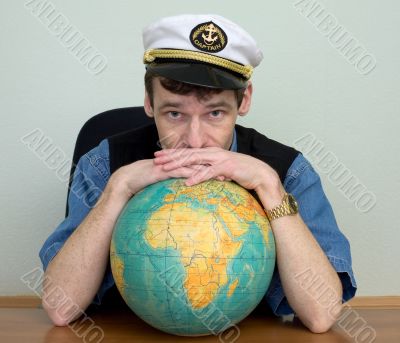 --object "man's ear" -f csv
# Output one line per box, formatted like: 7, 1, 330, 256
144, 92, 154, 118
238, 81, 253, 117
